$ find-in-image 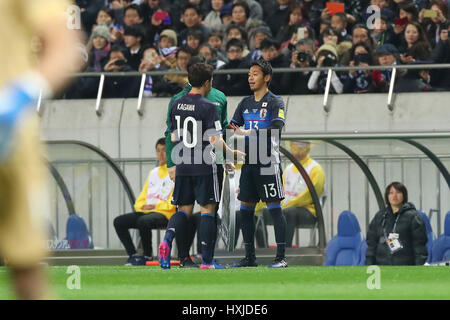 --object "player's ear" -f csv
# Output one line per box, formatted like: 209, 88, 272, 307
264, 74, 271, 84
